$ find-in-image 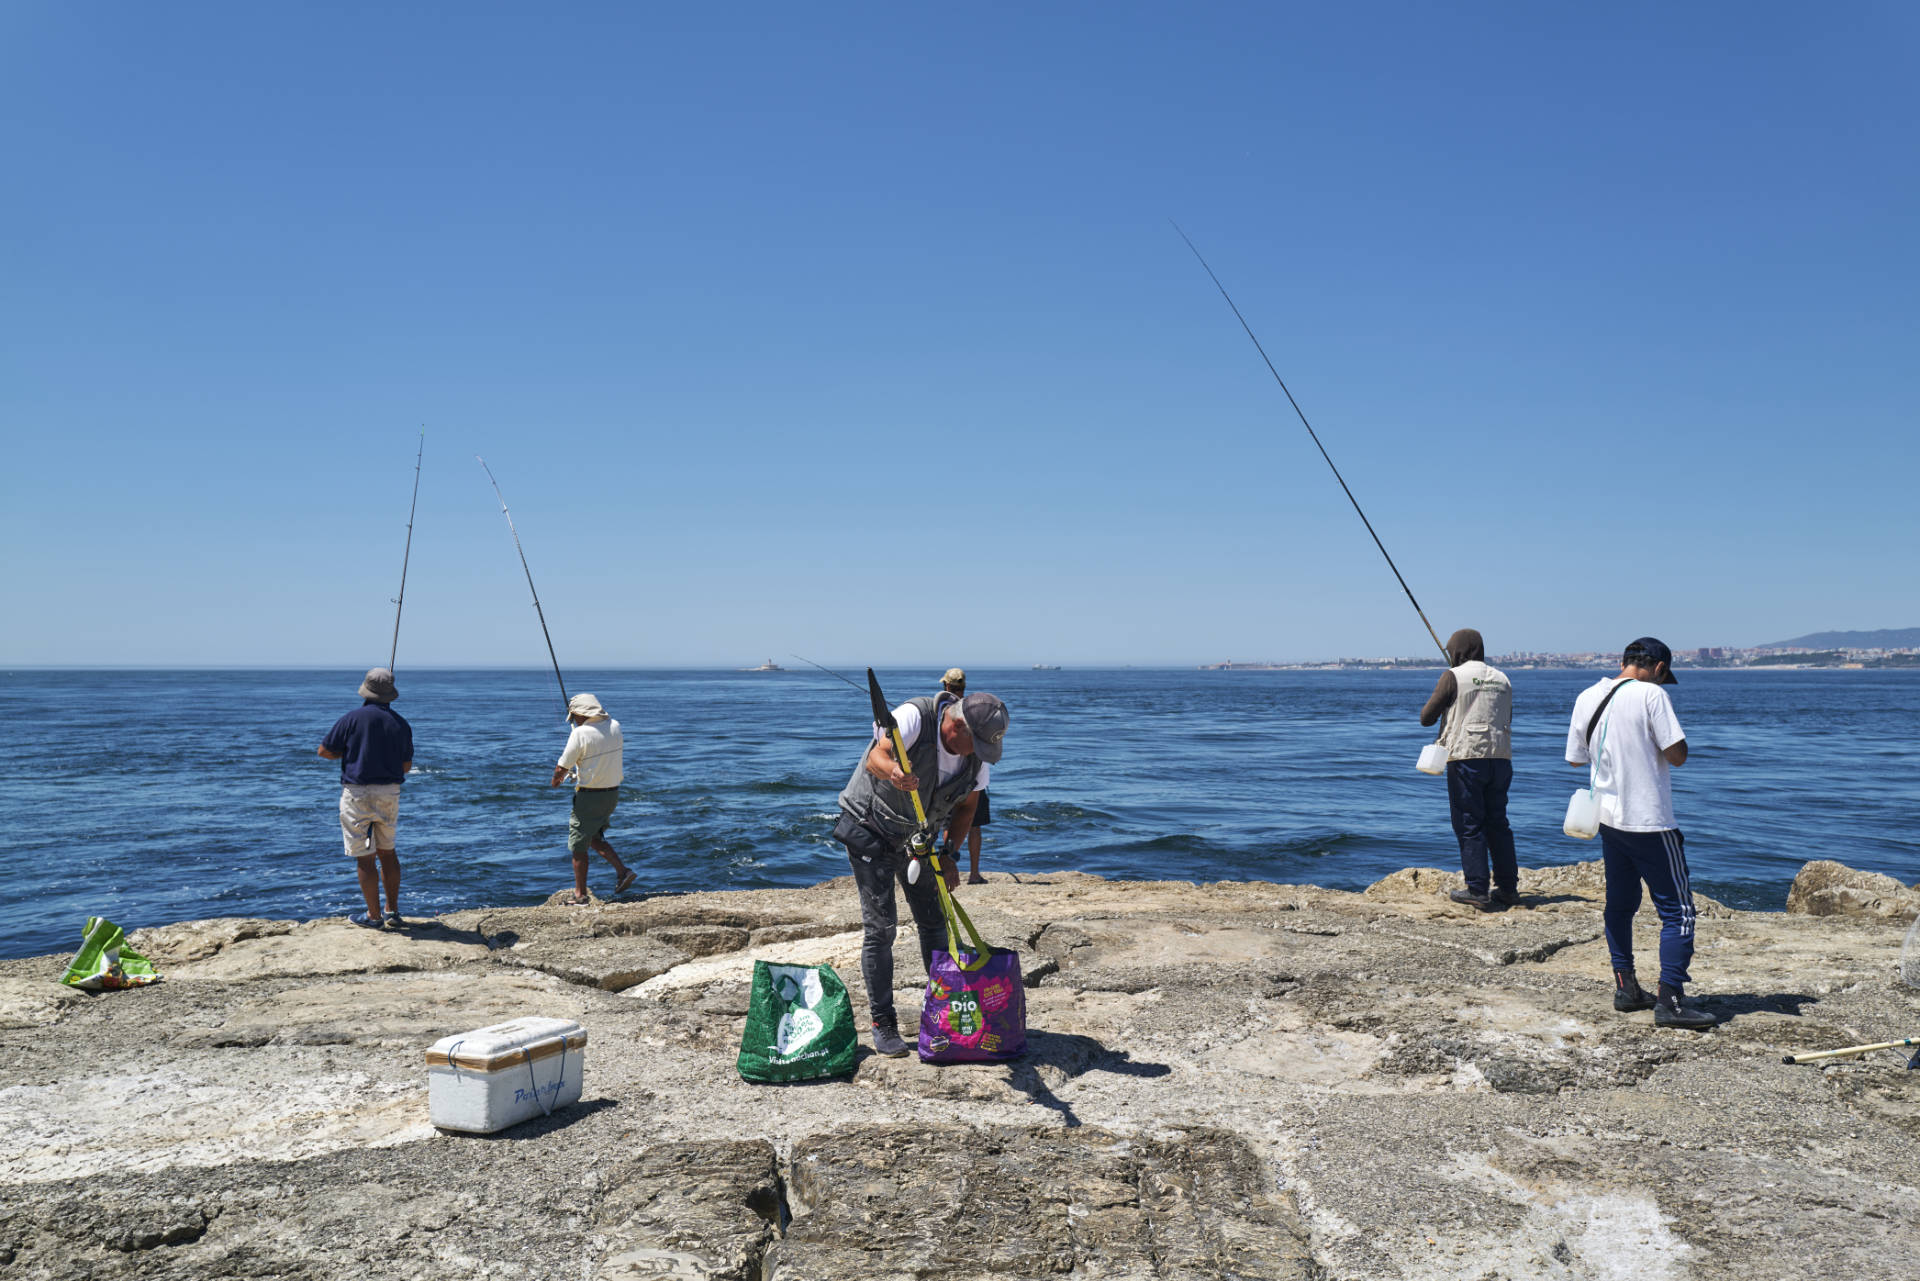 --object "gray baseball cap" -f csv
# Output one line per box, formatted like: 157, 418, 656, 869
957, 692, 1007, 763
